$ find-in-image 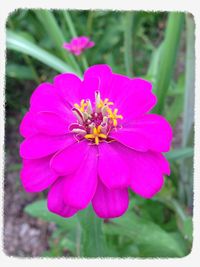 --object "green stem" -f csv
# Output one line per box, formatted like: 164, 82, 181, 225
124, 12, 134, 77
153, 12, 184, 114
75, 222, 82, 257
63, 11, 77, 38
64, 10, 89, 71
78, 205, 106, 257
81, 55, 89, 70
87, 11, 94, 35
